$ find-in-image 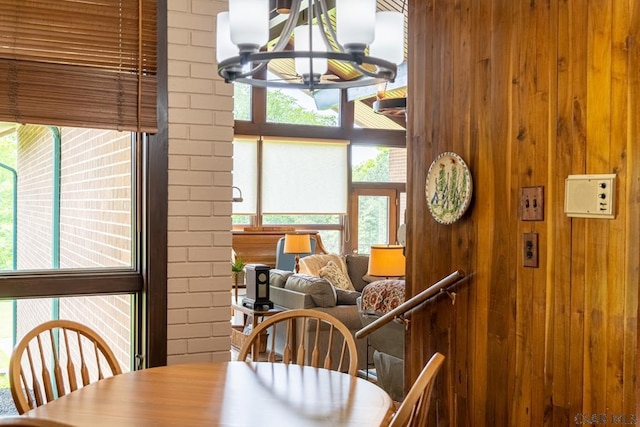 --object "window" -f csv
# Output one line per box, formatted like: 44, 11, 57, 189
266, 86, 339, 127
352, 145, 407, 183
262, 139, 347, 214
0, 0, 166, 376
232, 138, 346, 253
232, 73, 406, 257
233, 83, 252, 122
0, 125, 134, 273
0, 123, 137, 380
